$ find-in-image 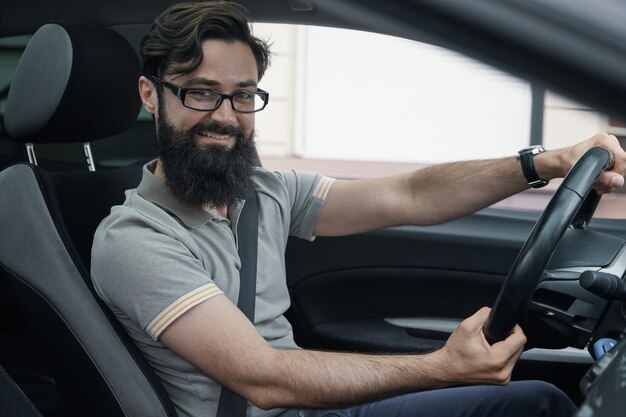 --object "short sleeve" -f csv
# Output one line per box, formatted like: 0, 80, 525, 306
91, 208, 224, 340
273, 170, 335, 240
